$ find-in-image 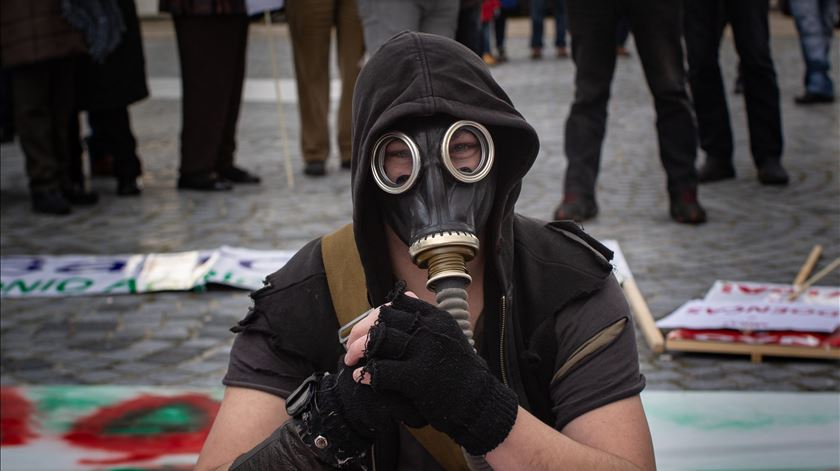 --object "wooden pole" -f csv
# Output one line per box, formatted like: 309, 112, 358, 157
788, 256, 840, 301
622, 277, 665, 354
264, 11, 295, 189
792, 245, 822, 287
